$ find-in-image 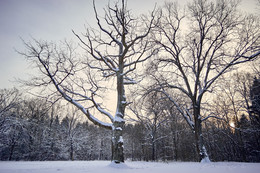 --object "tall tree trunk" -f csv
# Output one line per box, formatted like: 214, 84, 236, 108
152, 137, 156, 161
194, 106, 210, 162
70, 137, 74, 161
112, 120, 124, 163
173, 130, 178, 161
111, 65, 125, 163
